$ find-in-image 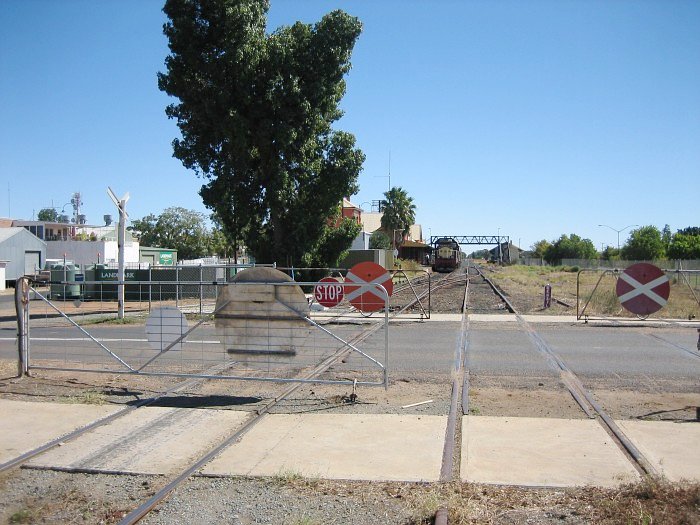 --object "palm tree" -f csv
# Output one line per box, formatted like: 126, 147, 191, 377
380, 186, 416, 248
